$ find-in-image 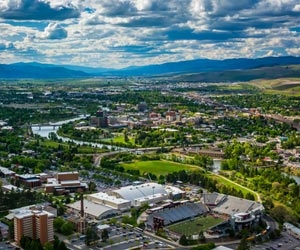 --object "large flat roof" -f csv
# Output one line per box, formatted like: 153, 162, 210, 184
112, 182, 167, 201
67, 199, 117, 218
57, 171, 78, 175
14, 209, 53, 219
88, 192, 130, 204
